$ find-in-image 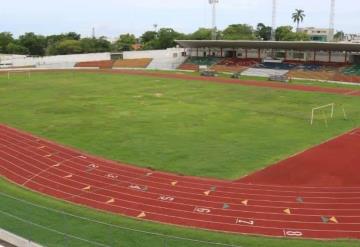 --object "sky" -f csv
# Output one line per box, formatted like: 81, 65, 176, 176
0, 0, 359, 38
